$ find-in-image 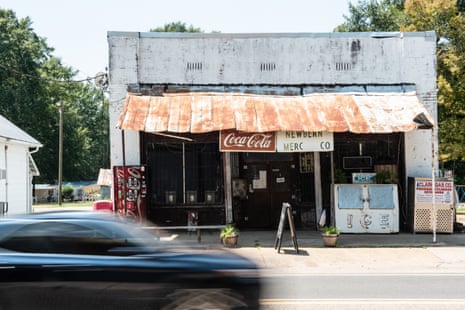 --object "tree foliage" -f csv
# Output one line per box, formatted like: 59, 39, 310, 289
0, 9, 109, 184
150, 21, 203, 33
334, 0, 405, 32
335, 0, 465, 182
